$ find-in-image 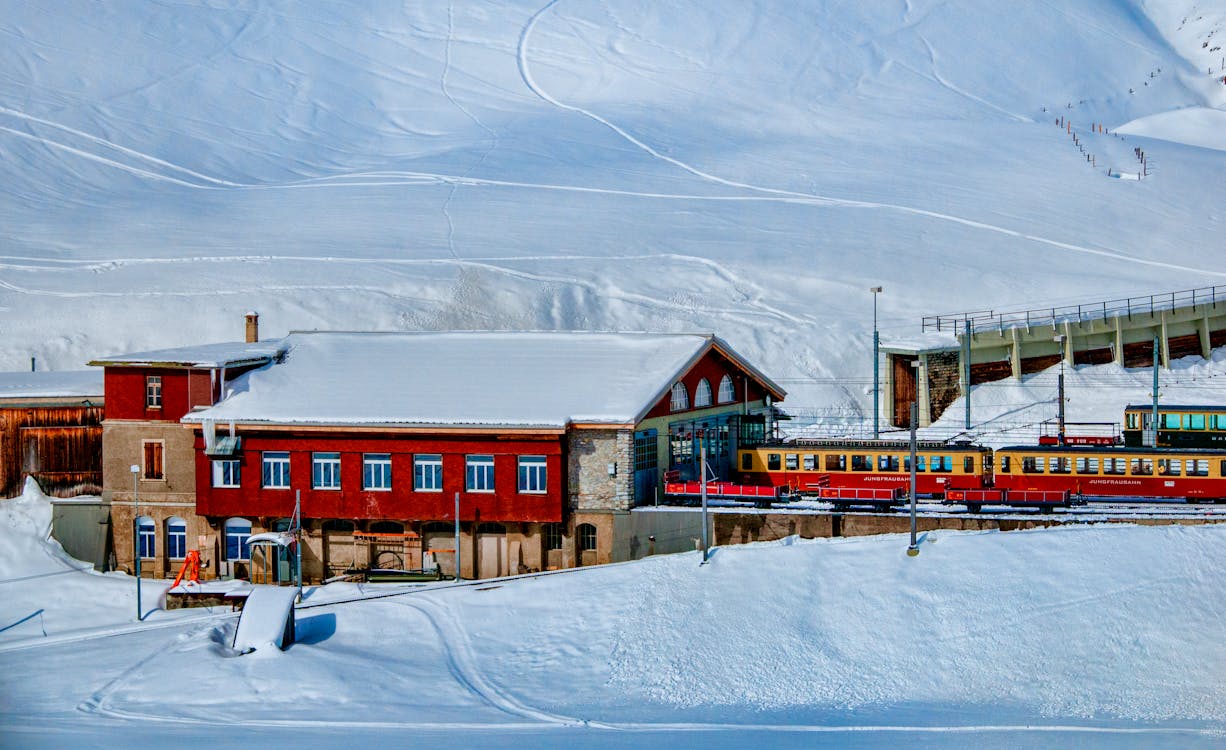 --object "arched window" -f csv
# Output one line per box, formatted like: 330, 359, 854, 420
577, 523, 597, 552
137, 516, 156, 558
476, 522, 506, 534
166, 517, 187, 559
694, 378, 712, 408
669, 382, 689, 411
718, 375, 736, 403
224, 518, 252, 561
370, 520, 404, 534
